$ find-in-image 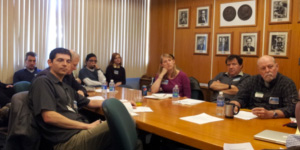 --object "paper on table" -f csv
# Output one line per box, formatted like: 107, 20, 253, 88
234, 111, 257, 120
95, 89, 102, 93
223, 142, 254, 150
88, 96, 105, 100
173, 99, 205, 105
145, 93, 173, 100
123, 102, 138, 116
133, 107, 153, 113
180, 113, 223, 125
